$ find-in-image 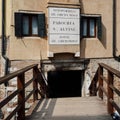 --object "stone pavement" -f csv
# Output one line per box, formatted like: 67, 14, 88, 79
26, 97, 113, 120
